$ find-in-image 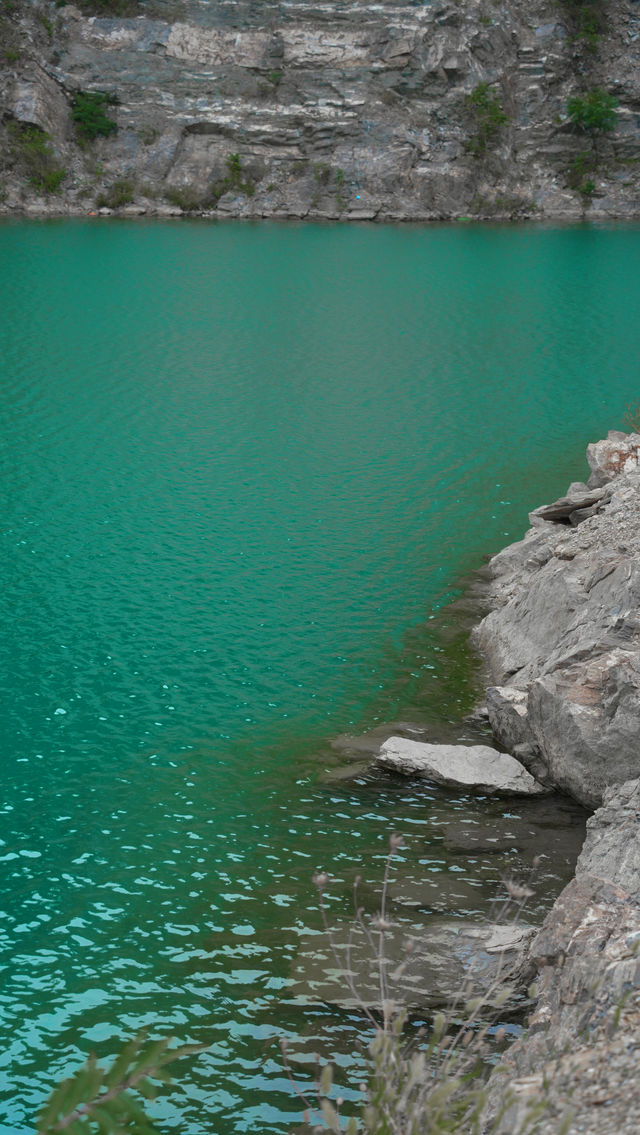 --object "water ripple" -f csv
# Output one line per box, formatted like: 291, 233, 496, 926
3, 219, 638, 1133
